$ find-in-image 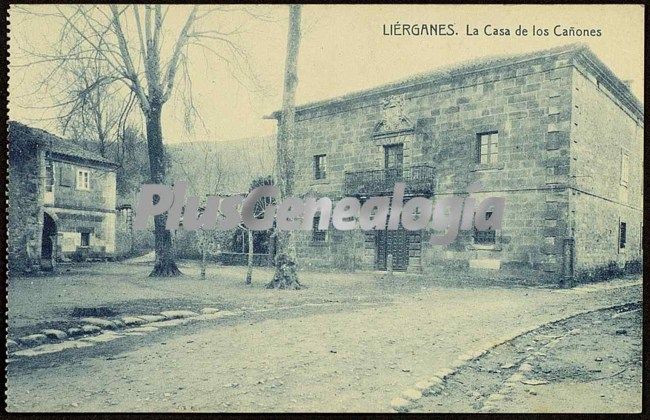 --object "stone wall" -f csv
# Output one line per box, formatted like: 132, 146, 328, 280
50, 160, 116, 212
114, 207, 134, 257
289, 50, 577, 278
45, 159, 118, 259
292, 229, 367, 272
569, 65, 643, 277
7, 133, 41, 274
